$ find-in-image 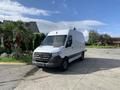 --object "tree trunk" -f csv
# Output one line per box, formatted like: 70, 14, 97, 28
0, 35, 4, 47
